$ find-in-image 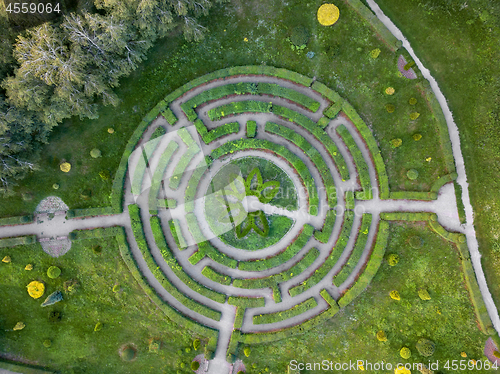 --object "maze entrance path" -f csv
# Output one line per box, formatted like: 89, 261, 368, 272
0, 66, 492, 374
